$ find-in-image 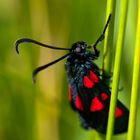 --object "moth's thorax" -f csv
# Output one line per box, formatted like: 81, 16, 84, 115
66, 41, 94, 64
66, 51, 91, 64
